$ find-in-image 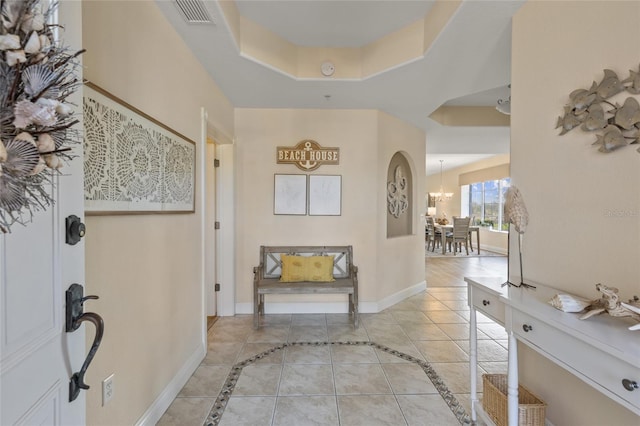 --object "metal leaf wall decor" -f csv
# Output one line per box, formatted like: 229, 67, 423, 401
556, 65, 640, 154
